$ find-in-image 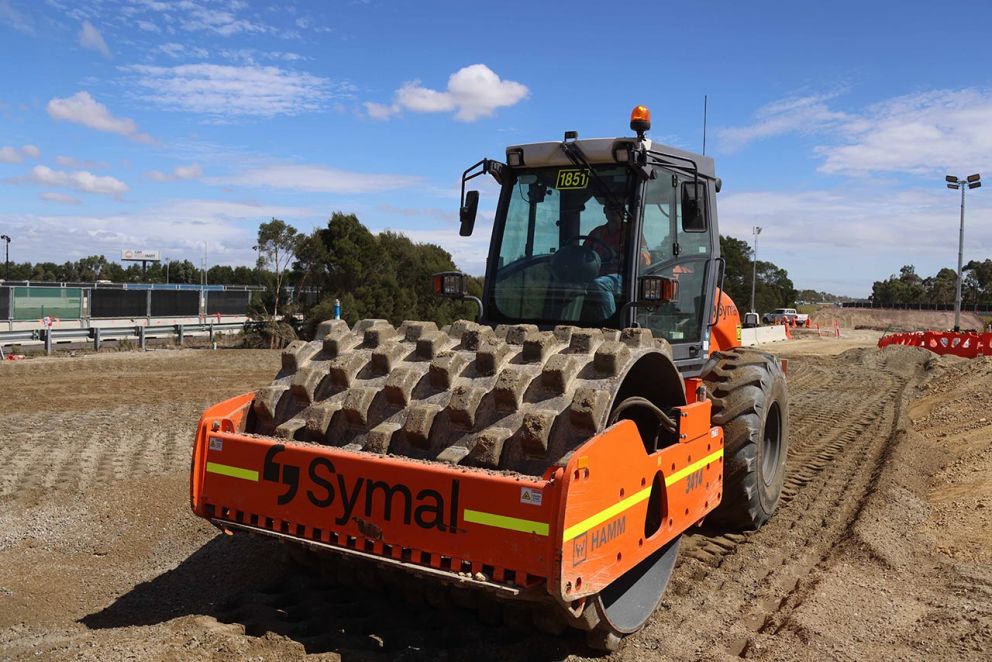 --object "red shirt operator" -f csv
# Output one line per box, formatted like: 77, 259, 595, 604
584, 205, 651, 276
